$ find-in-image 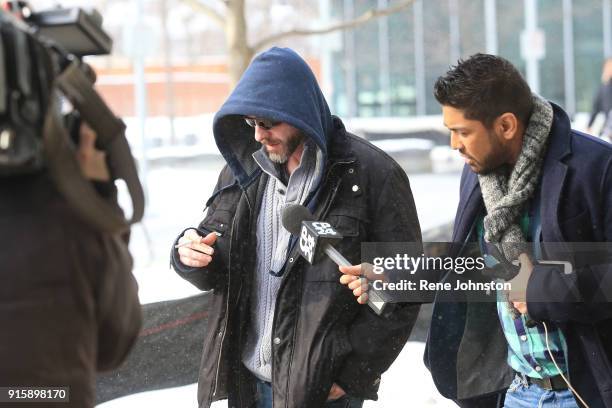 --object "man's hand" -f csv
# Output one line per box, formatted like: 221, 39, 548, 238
327, 383, 346, 401
339, 263, 381, 304
77, 123, 110, 181
177, 229, 217, 268
507, 253, 534, 315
